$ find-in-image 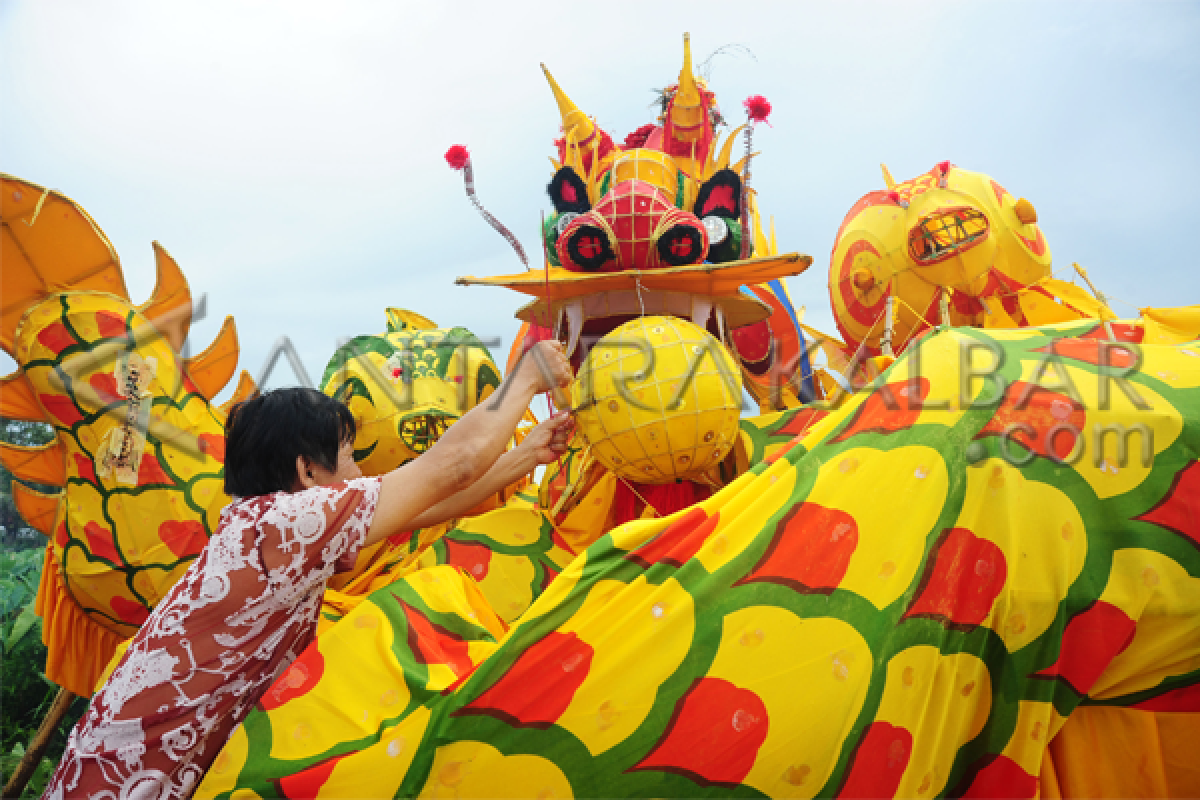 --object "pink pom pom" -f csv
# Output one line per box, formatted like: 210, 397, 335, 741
445, 145, 471, 170
743, 95, 772, 124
